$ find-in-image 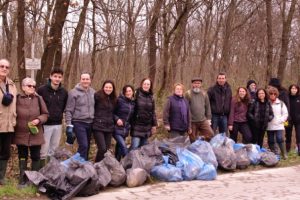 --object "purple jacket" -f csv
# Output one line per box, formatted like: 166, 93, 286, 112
228, 98, 248, 125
